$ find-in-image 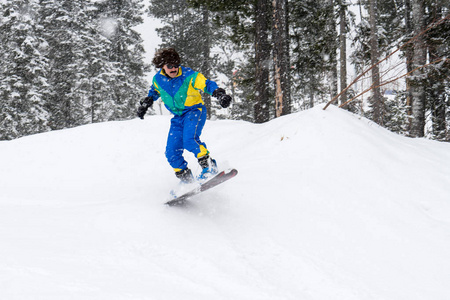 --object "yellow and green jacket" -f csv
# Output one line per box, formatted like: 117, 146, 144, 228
147, 66, 219, 116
